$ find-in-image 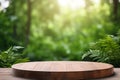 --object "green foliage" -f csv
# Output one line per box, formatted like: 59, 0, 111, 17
0, 46, 29, 68
82, 35, 120, 67
24, 0, 115, 61
25, 36, 84, 61
0, 0, 27, 50
0, 0, 120, 62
